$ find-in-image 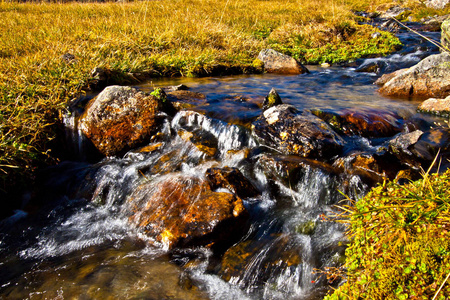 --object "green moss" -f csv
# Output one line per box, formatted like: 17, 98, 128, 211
325, 170, 450, 300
